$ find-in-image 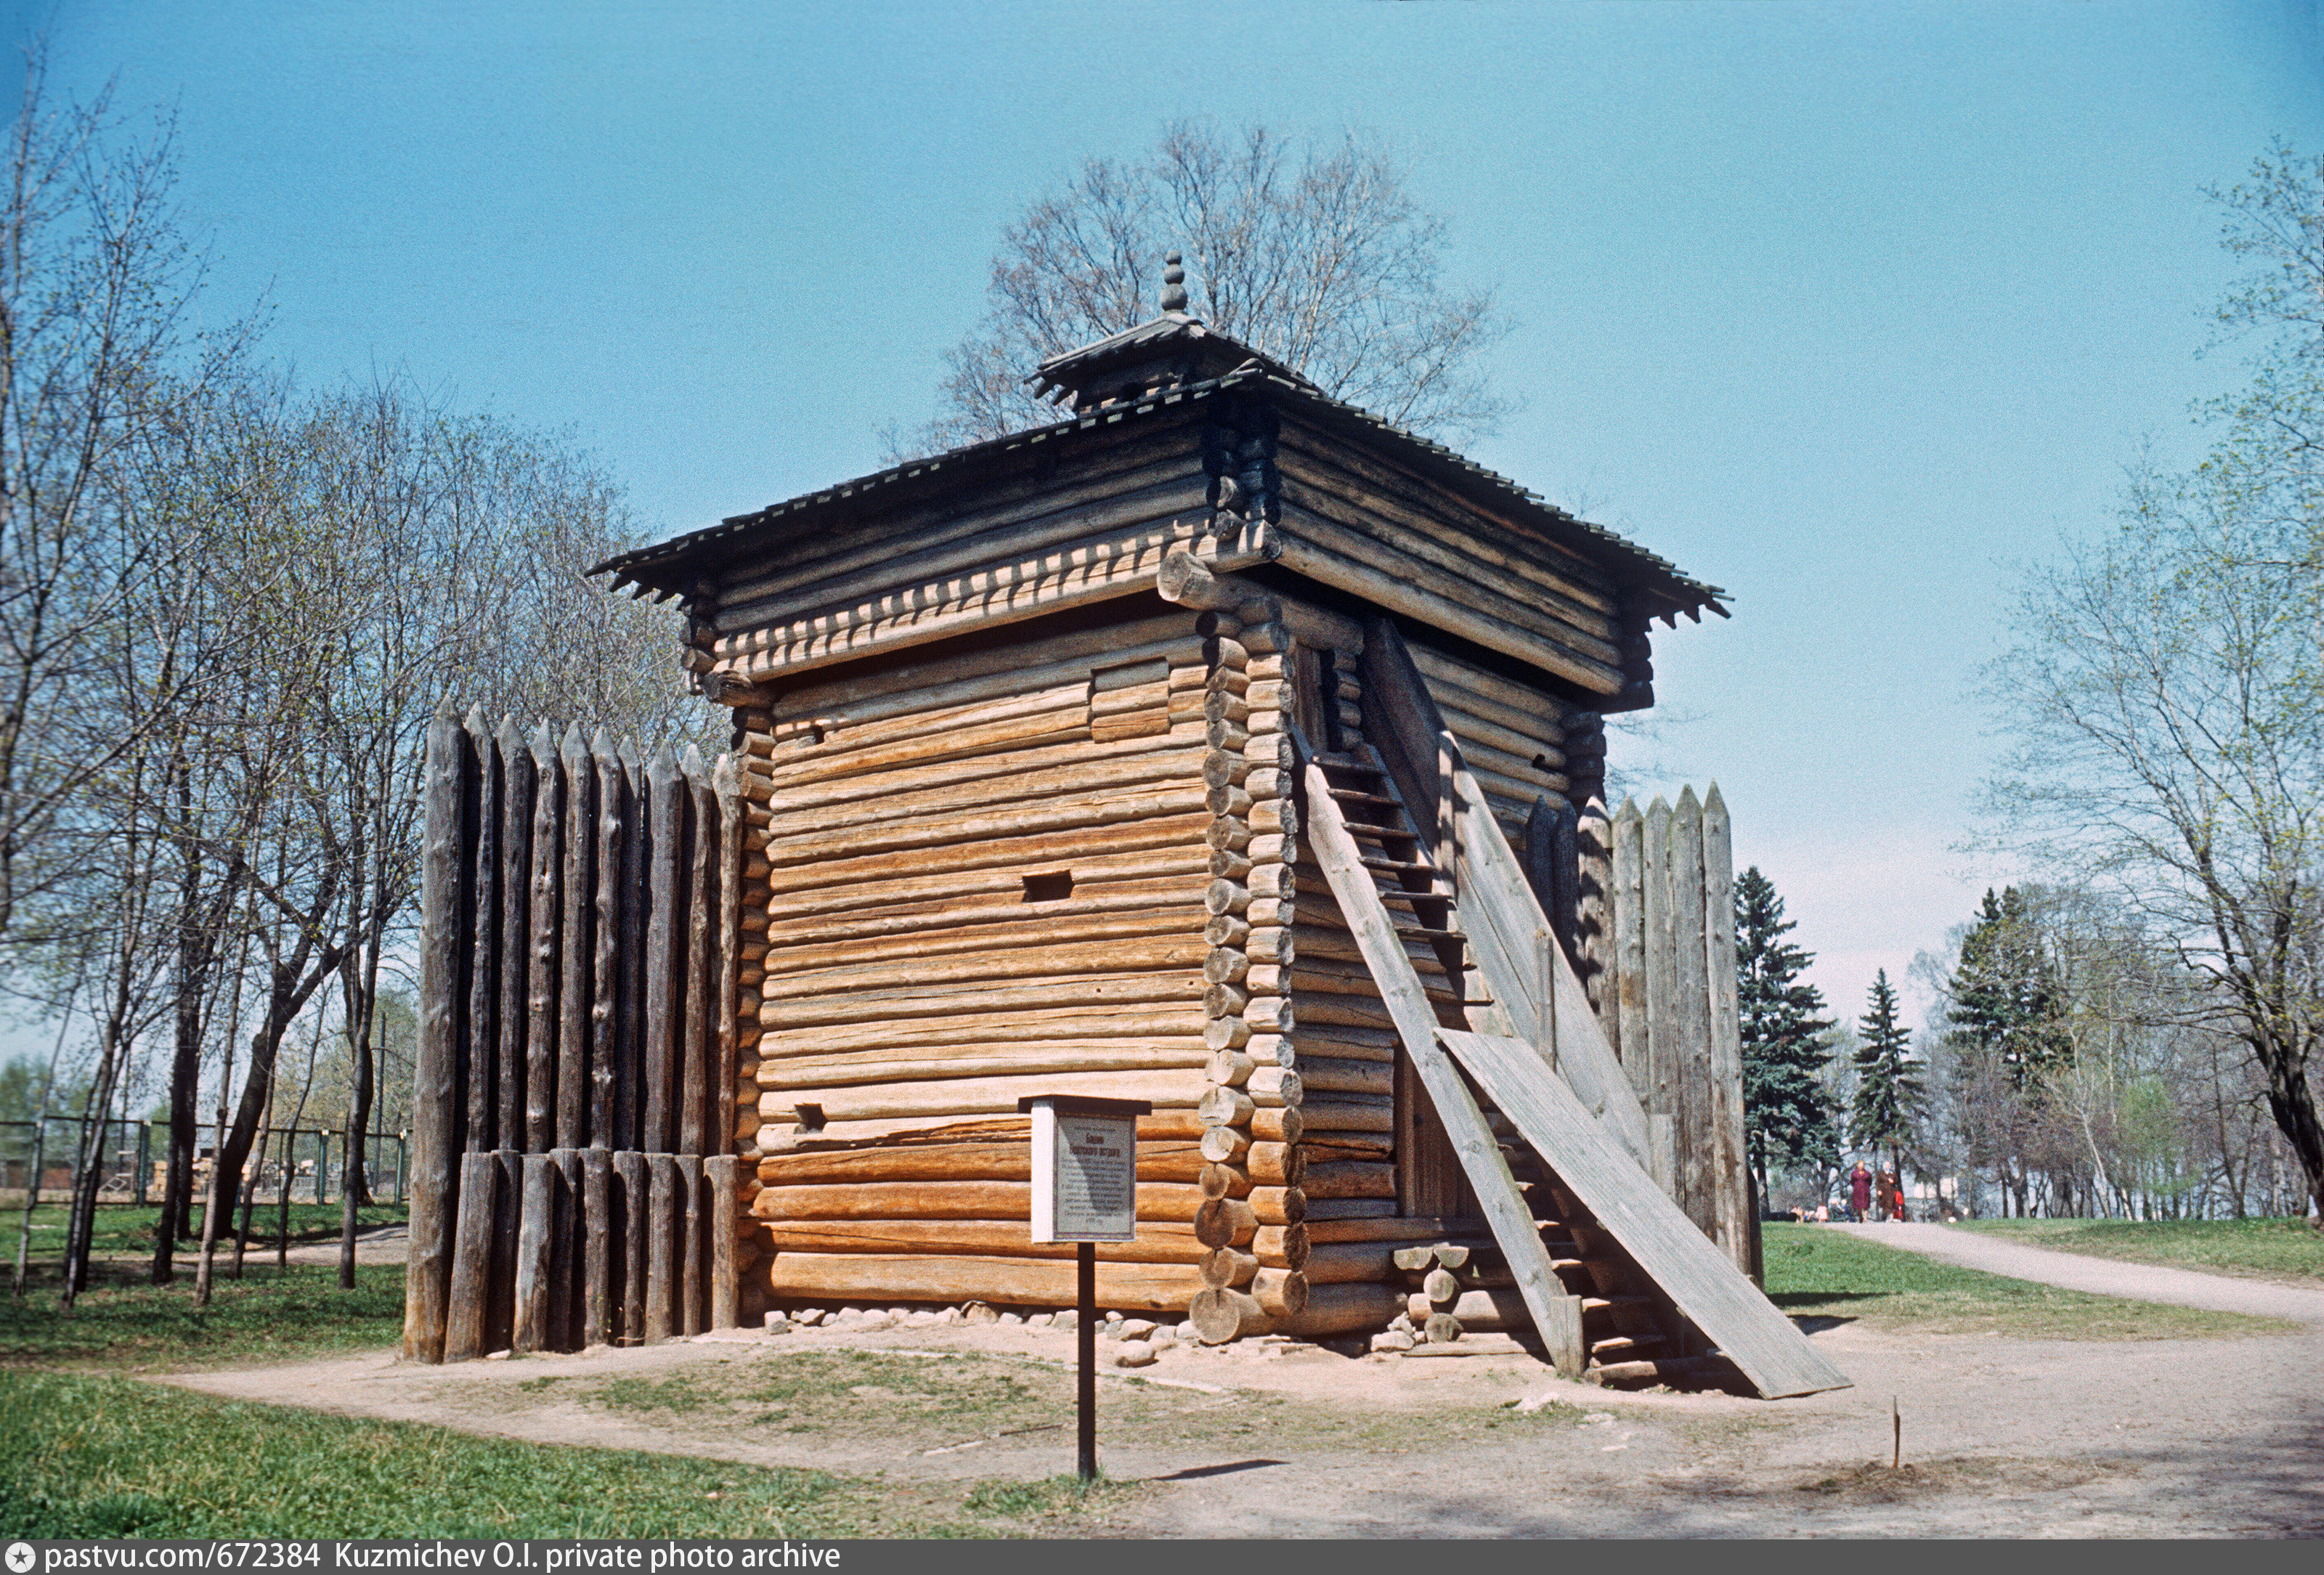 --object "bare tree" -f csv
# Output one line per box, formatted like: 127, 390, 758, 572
1982, 150, 2324, 1224
910, 121, 1514, 454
